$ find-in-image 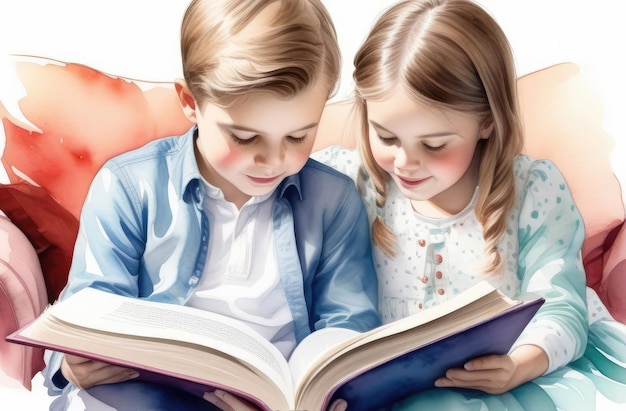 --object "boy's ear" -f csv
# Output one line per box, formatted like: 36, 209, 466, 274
175, 79, 198, 123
